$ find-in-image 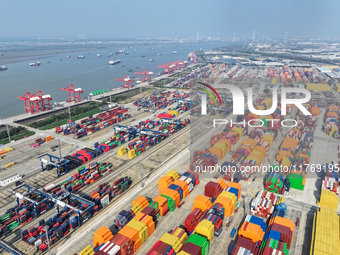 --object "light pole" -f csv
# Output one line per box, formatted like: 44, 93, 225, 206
43, 225, 51, 255
68, 106, 71, 120
6, 124, 11, 143
140, 163, 144, 187
57, 139, 62, 159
